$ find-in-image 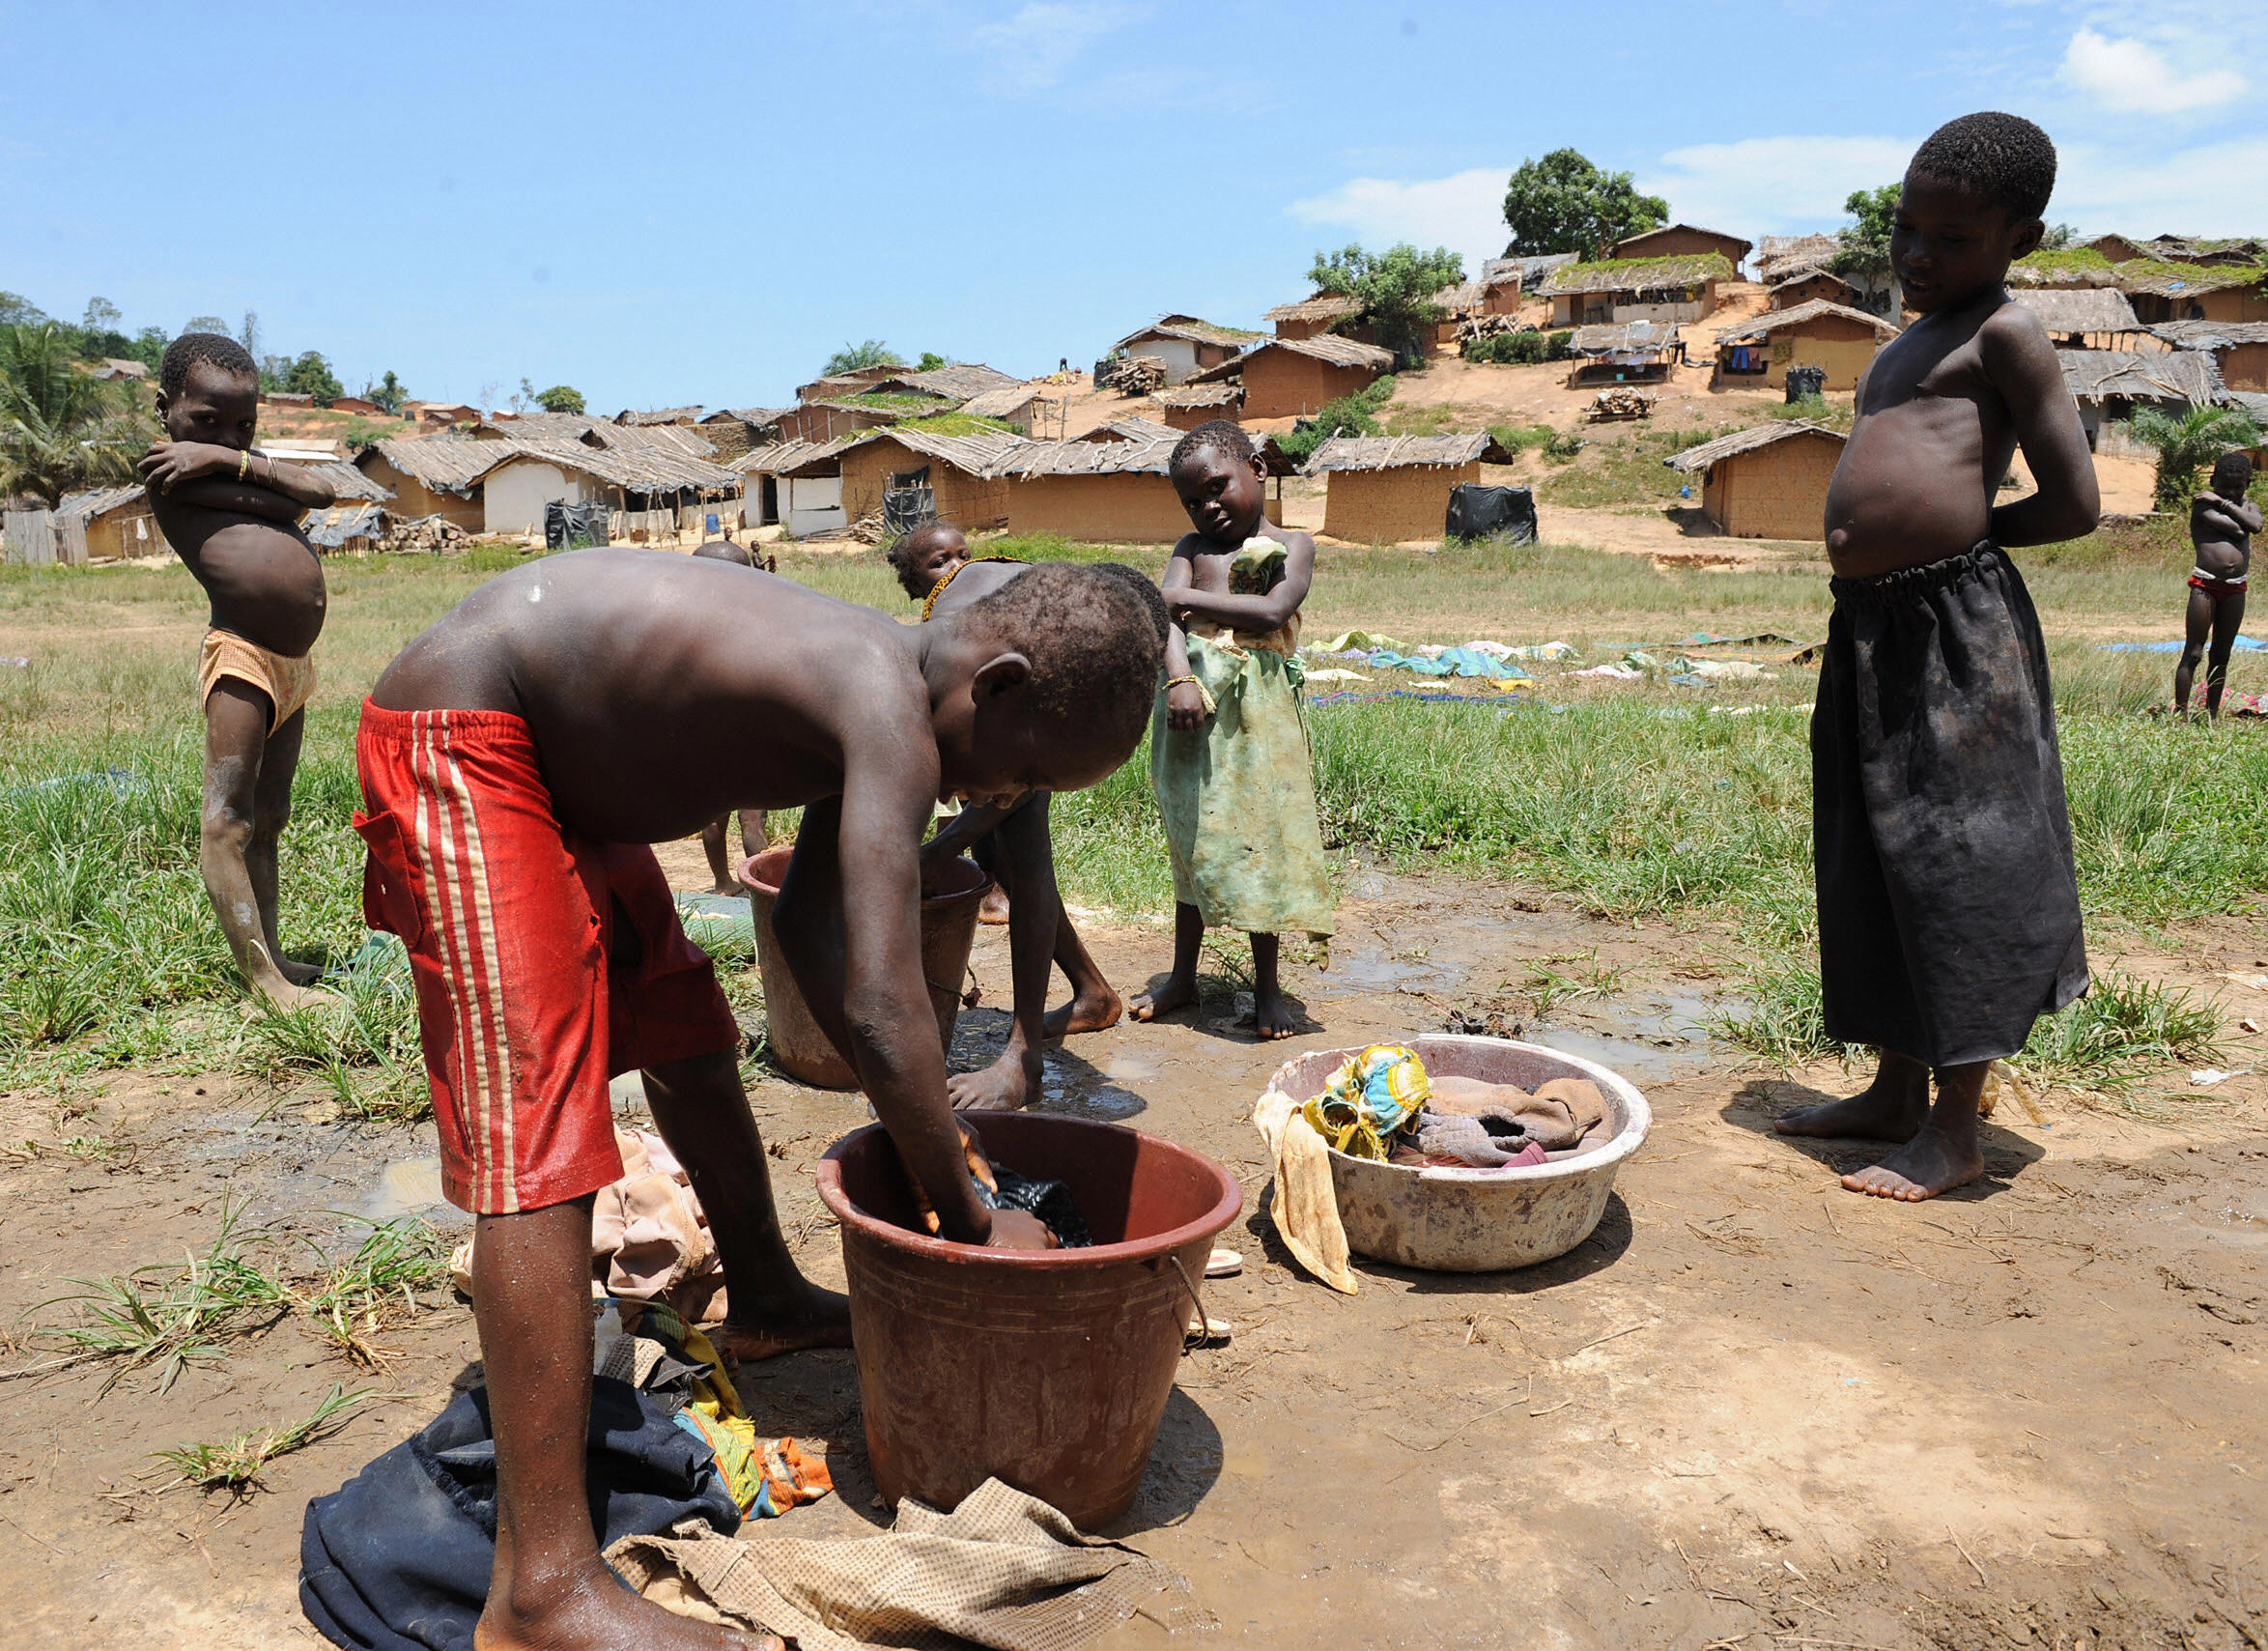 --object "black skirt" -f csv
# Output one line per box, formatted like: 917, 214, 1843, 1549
1812, 544, 2089, 1067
